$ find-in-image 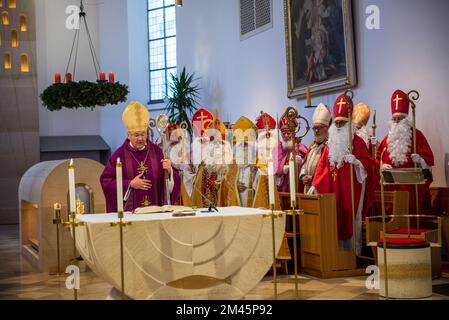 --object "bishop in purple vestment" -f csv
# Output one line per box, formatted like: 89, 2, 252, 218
100, 101, 180, 212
